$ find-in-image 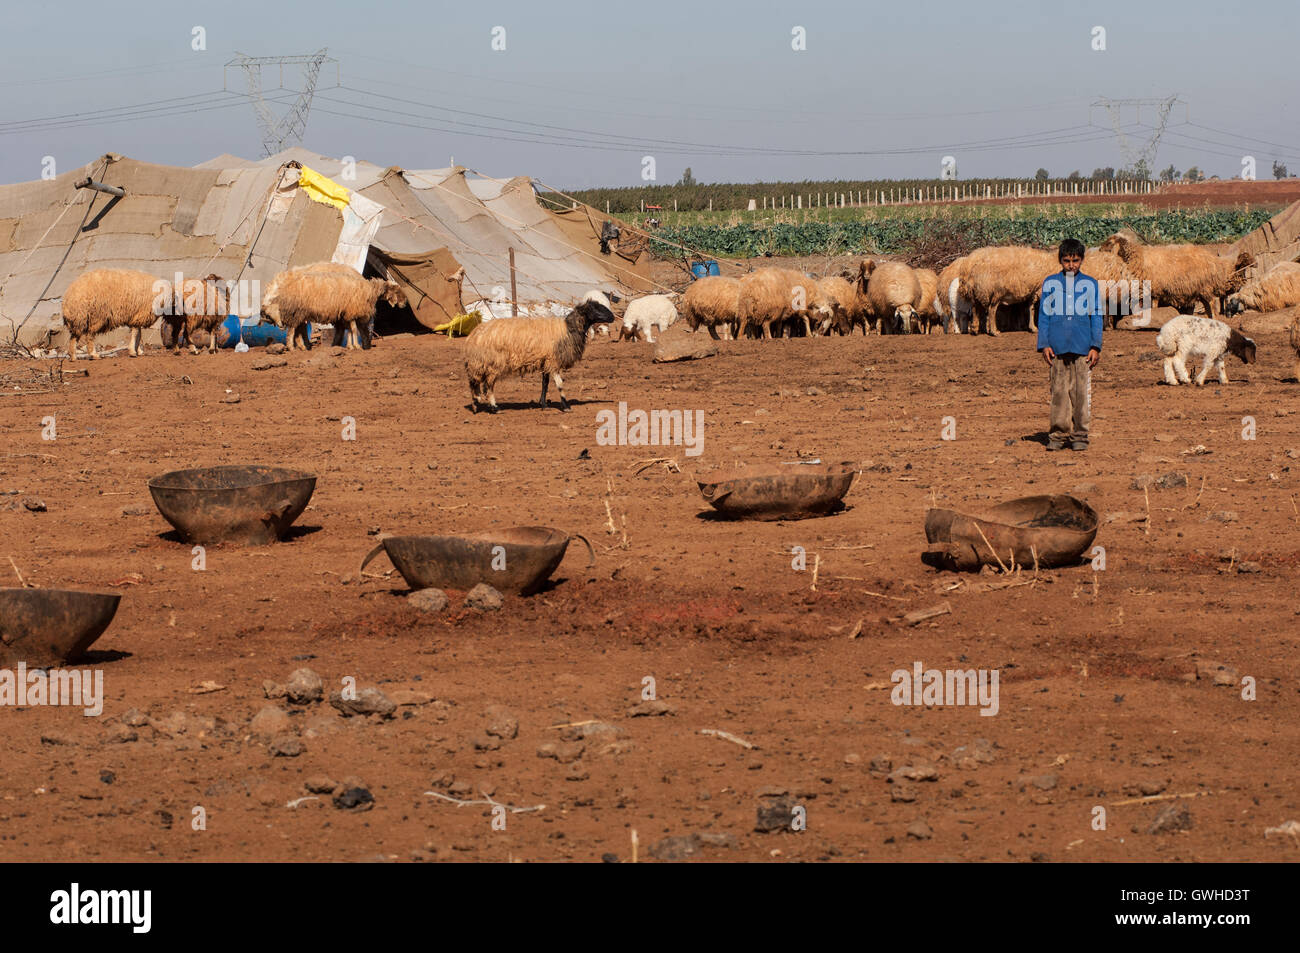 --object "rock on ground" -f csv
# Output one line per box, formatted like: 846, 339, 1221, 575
653, 338, 719, 363
464, 583, 503, 611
